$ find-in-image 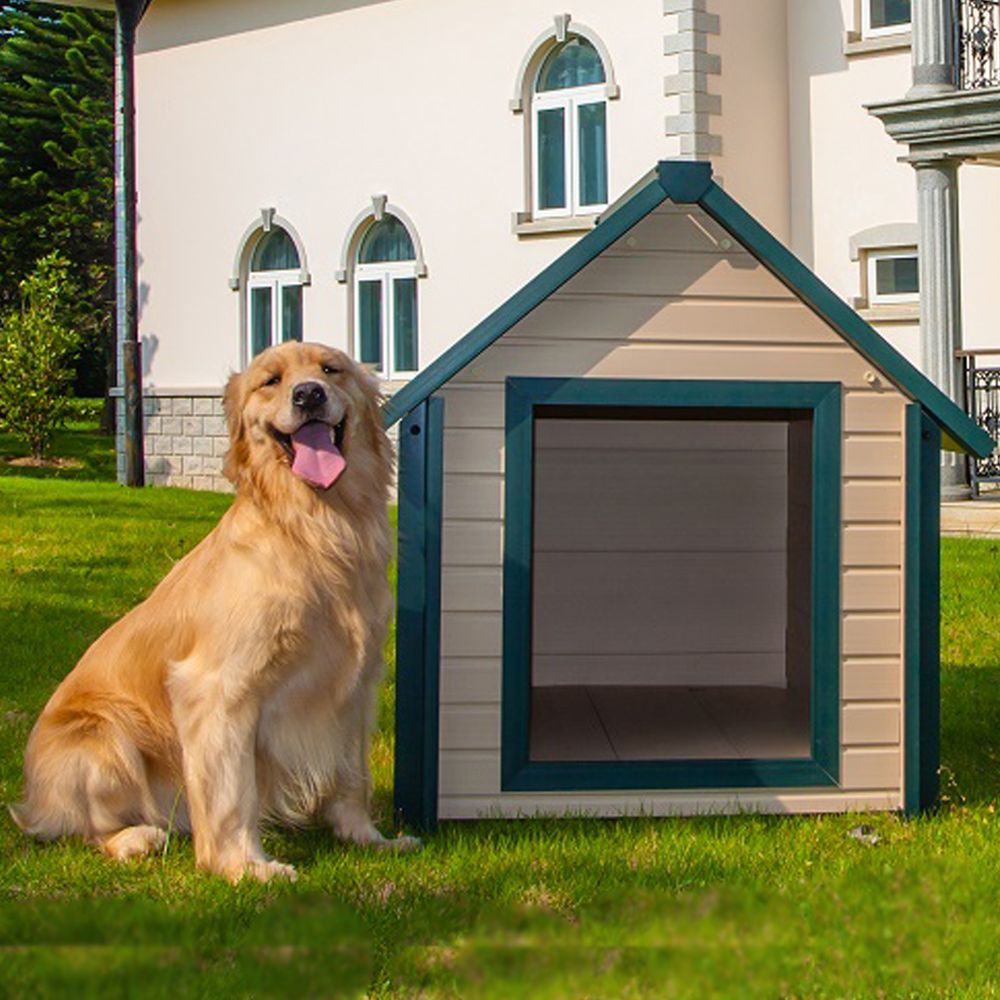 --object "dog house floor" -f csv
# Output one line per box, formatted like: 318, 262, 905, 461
530, 686, 811, 761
